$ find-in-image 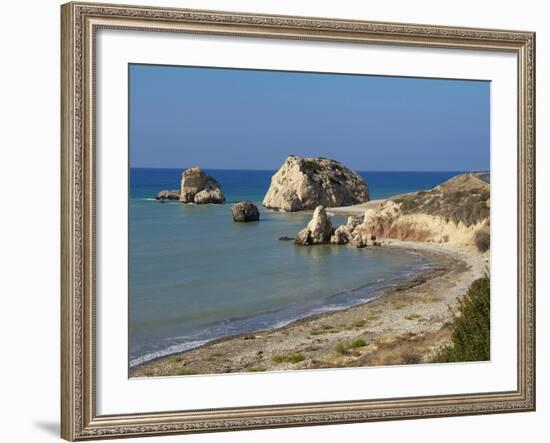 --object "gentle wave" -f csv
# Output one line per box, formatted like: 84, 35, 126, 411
130, 339, 210, 367
129, 259, 433, 368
